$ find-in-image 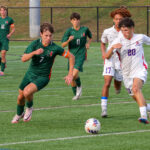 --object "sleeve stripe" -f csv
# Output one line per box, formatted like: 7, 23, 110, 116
62, 50, 69, 58
10, 24, 15, 28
